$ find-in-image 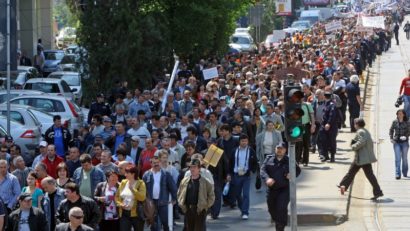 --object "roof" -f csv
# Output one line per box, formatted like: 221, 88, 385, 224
25, 78, 65, 83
